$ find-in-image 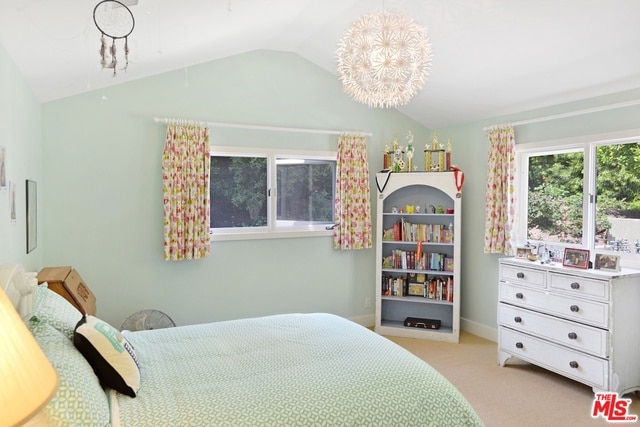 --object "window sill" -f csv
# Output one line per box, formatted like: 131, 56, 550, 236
210, 229, 334, 242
